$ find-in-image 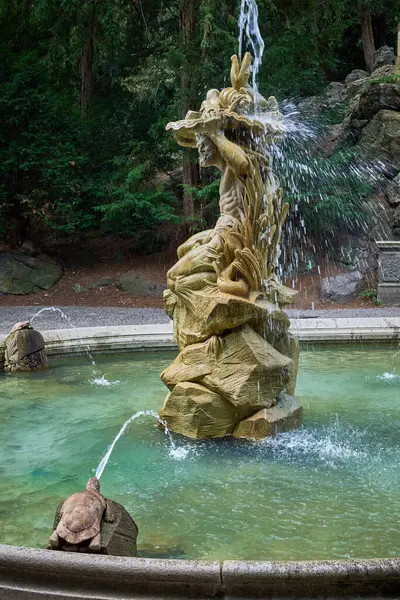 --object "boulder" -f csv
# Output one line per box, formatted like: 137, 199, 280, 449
359, 110, 400, 164
297, 95, 325, 117
324, 82, 346, 107
73, 277, 115, 293
0, 251, 62, 295
350, 84, 400, 121
385, 174, 400, 207
233, 393, 303, 440
72, 283, 88, 293
86, 276, 115, 289
4, 323, 48, 373
116, 272, 166, 297
334, 236, 378, 273
345, 69, 369, 86
346, 79, 369, 100
370, 64, 395, 79
159, 381, 238, 439
98, 500, 139, 557
297, 82, 345, 117
129, 230, 170, 256
320, 270, 364, 303
372, 46, 396, 72
161, 325, 294, 421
